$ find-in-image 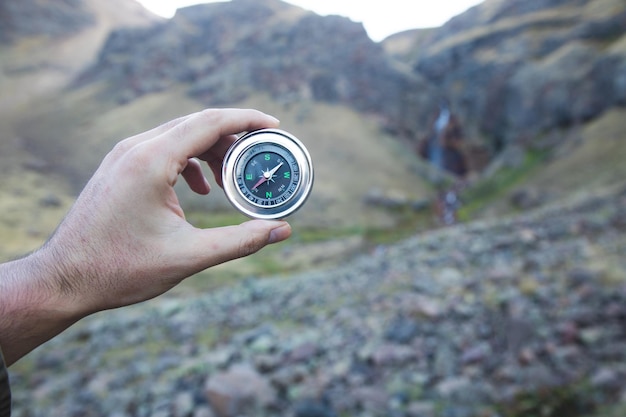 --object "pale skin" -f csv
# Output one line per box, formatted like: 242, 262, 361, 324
0, 108, 292, 366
